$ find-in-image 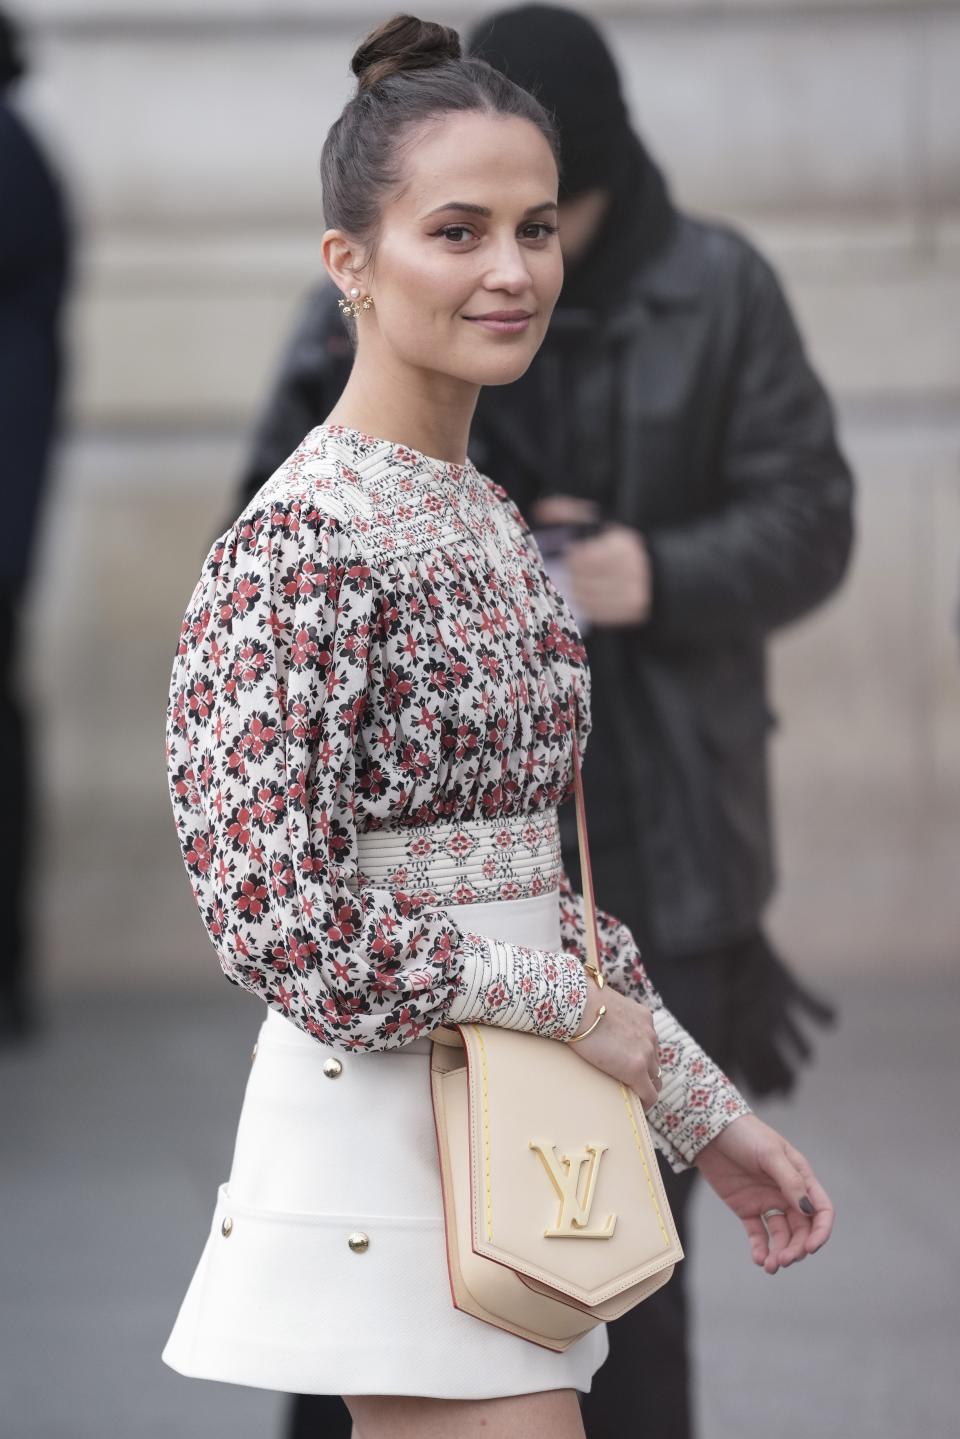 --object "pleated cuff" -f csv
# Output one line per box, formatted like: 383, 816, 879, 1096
645, 1007, 752, 1173
446, 933, 588, 1041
